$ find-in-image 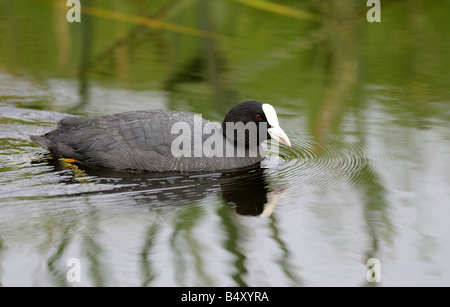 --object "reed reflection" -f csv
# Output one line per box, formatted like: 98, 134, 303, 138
35, 157, 291, 286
